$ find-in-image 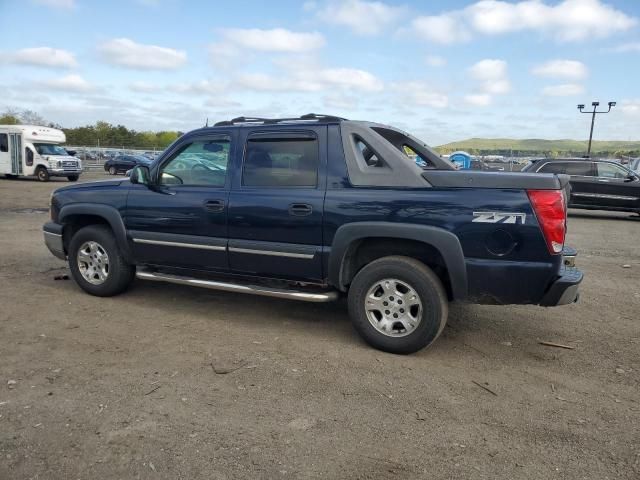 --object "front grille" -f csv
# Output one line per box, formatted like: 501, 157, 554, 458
62, 160, 78, 170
